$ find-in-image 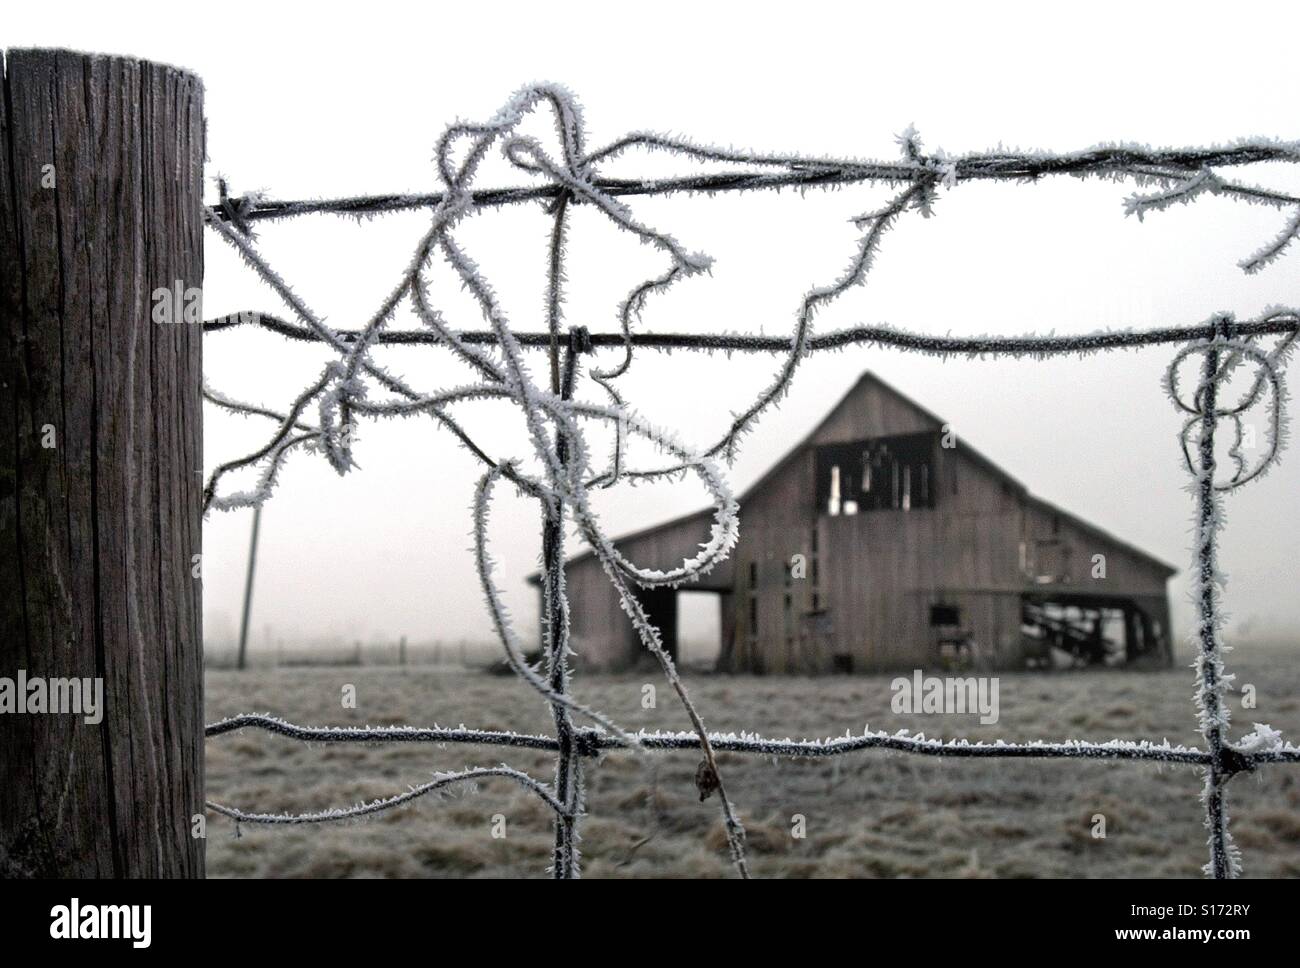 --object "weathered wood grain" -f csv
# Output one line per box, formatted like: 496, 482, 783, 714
0, 48, 204, 877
